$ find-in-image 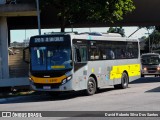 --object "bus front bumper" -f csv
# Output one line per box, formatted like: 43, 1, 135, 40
30, 80, 73, 92
141, 70, 160, 76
